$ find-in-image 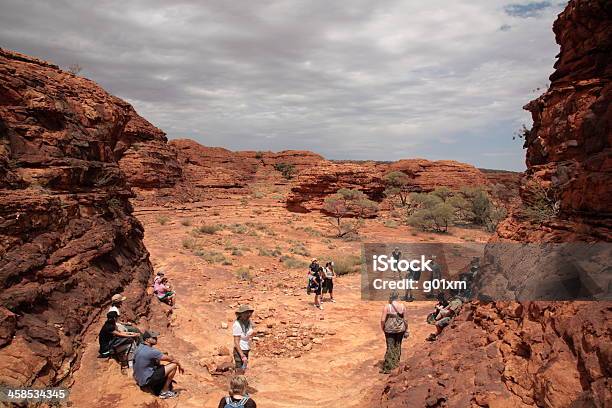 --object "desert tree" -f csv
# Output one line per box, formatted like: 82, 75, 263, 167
383, 171, 412, 206
323, 188, 378, 237
274, 163, 296, 180
67, 63, 82, 75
